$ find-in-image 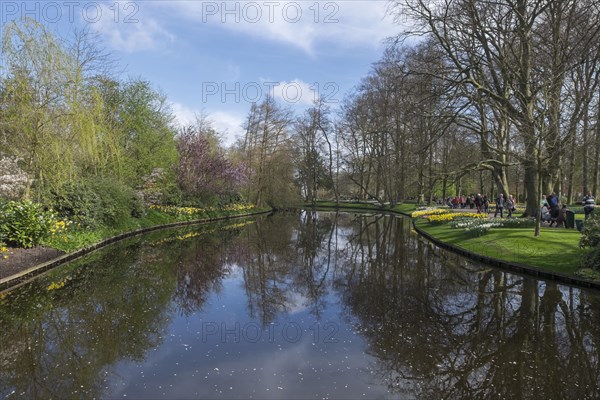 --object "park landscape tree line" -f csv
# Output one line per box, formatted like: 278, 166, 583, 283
2, 0, 600, 249
241, 0, 600, 227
